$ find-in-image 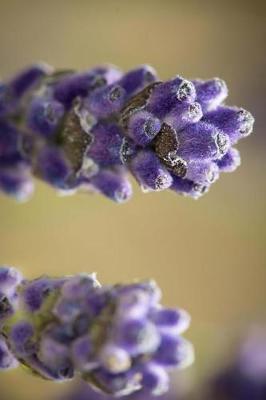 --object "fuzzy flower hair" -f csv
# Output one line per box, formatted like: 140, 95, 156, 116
0, 266, 193, 397
0, 63, 254, 202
